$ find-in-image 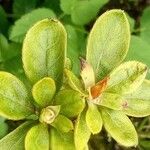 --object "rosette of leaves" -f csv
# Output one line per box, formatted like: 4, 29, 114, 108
60, 10, 150, 149
0, 18, 82, 150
